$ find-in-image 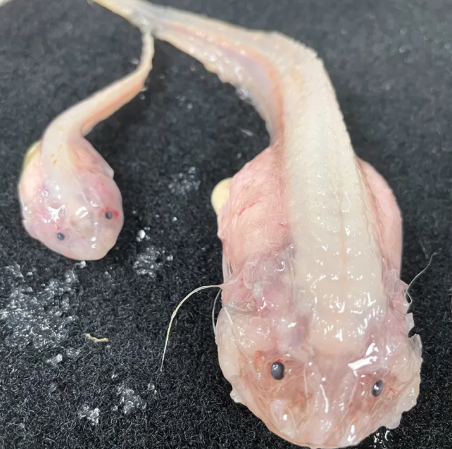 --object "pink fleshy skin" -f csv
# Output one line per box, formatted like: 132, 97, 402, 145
18, 32, 154, 260
93, 1, 423, 447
